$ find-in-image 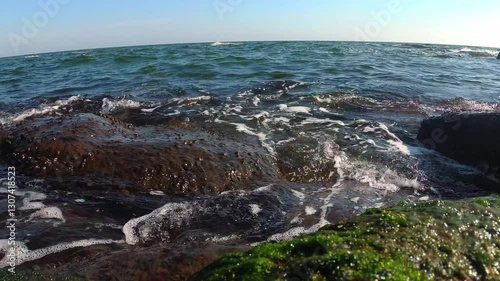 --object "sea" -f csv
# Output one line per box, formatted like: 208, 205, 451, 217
0, 41, 499, 278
